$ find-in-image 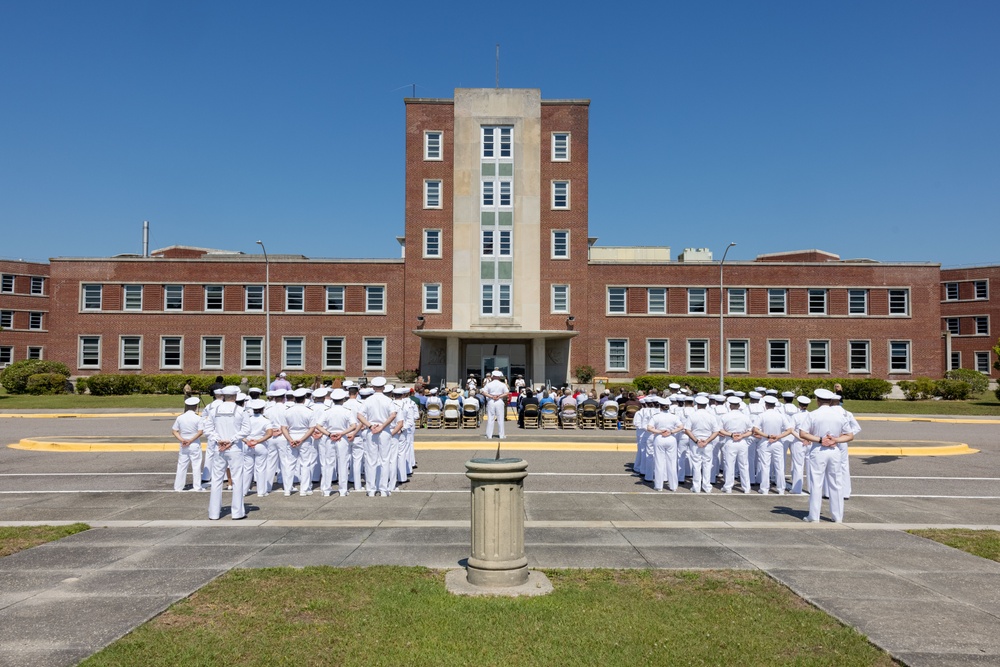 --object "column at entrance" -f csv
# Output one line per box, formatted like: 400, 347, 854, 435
446, 337, 460, 385
531, 338, 545, 390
